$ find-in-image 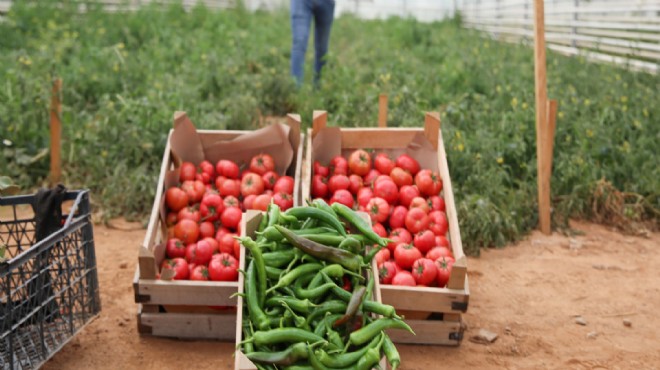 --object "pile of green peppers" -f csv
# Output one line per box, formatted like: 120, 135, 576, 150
237, 200, 412, 370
